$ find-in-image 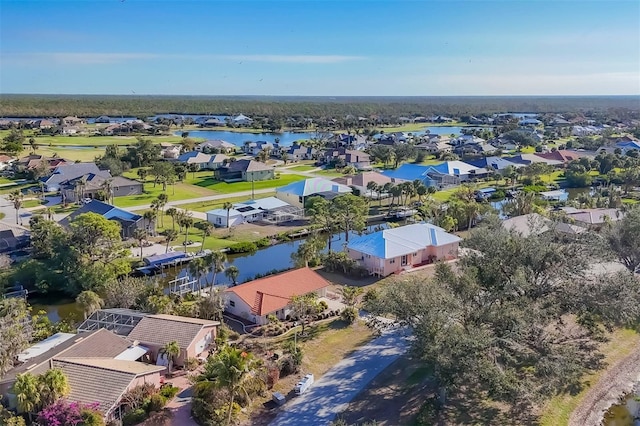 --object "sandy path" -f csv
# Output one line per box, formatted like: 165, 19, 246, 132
569, 339, 640, 426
